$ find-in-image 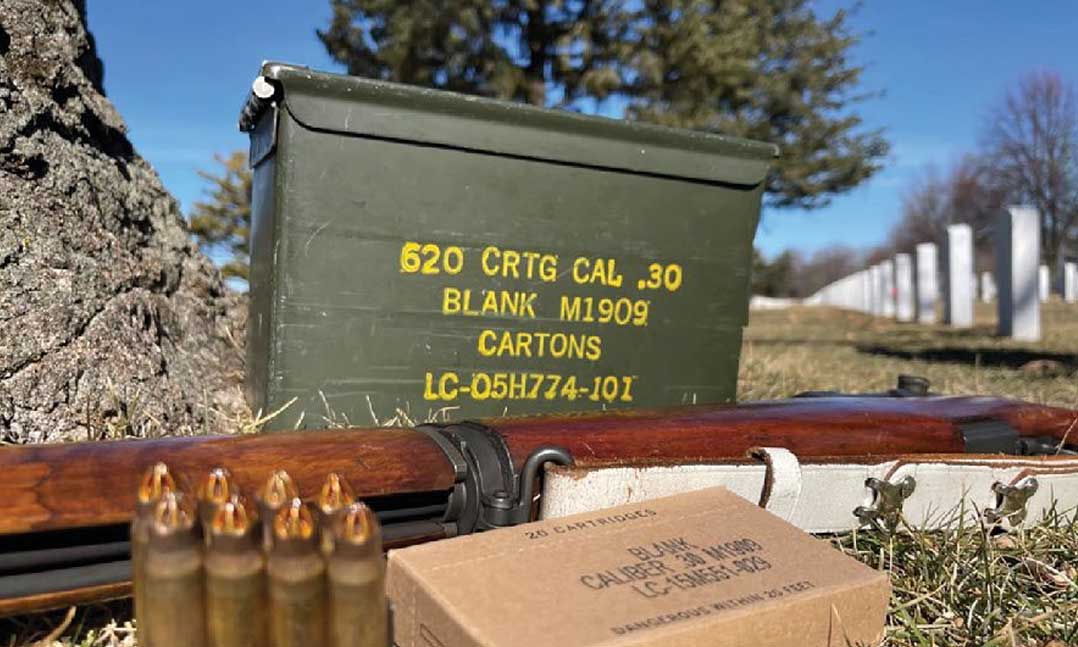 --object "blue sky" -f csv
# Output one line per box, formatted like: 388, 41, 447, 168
86, 1, 1078, 260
